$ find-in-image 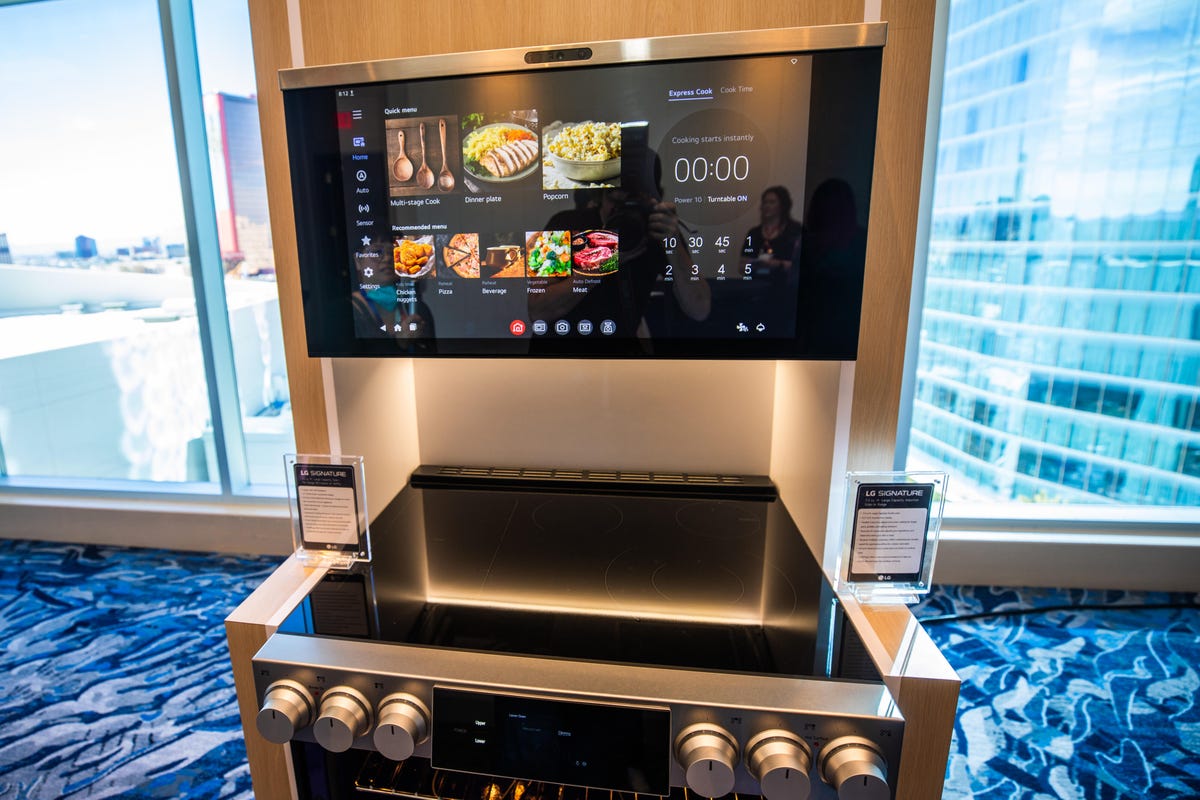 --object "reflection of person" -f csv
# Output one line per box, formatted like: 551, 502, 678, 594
697, 185, 802, 336
350, 234, 436, 345
743, 186, 803, 273
544, 188, 607, 234
531, 165, 710, 340
352, 283, 436, 342
795, 178, 868, 357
